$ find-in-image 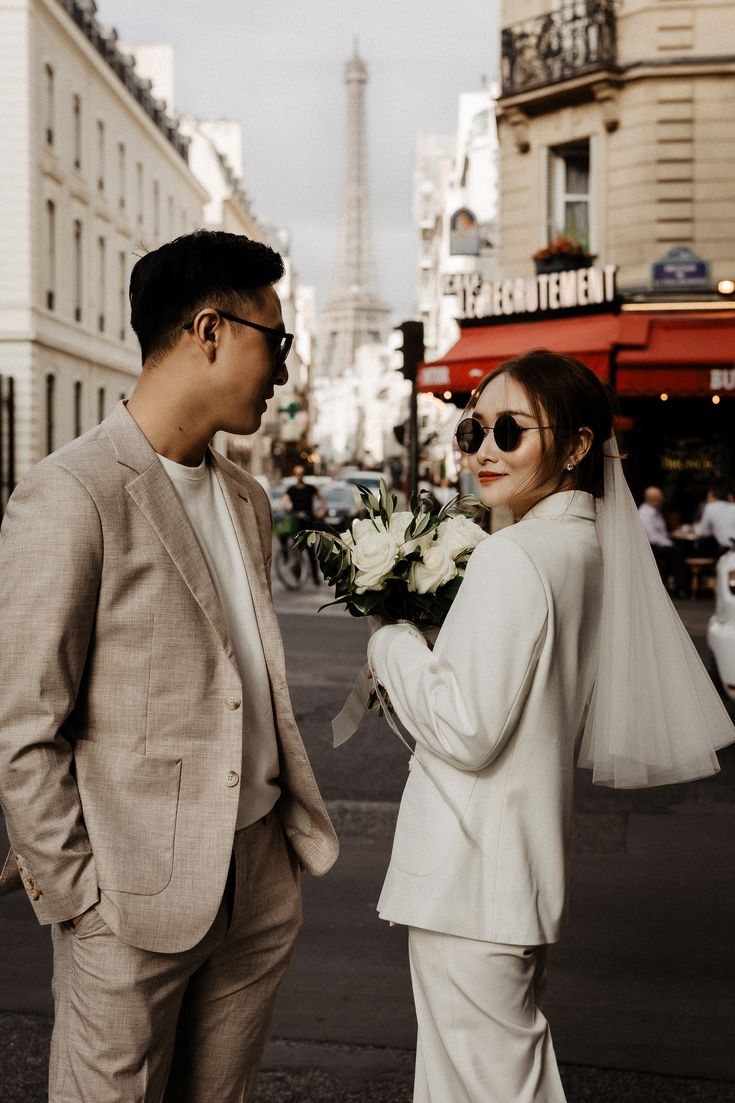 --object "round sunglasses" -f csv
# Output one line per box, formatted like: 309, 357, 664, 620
455, 414, 556, 454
